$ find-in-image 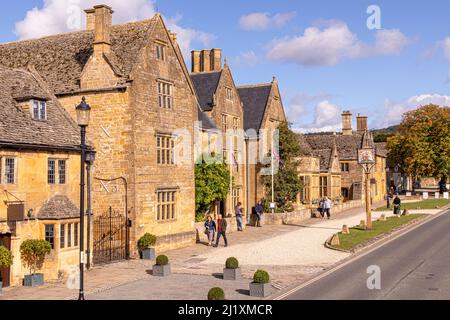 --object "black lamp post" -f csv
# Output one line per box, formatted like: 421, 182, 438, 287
76, 96, 91, 300
85, 151, 95, 270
